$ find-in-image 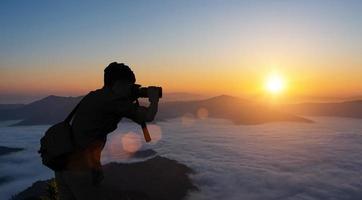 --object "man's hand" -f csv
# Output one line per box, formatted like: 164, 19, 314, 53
148, 86, 160, 103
